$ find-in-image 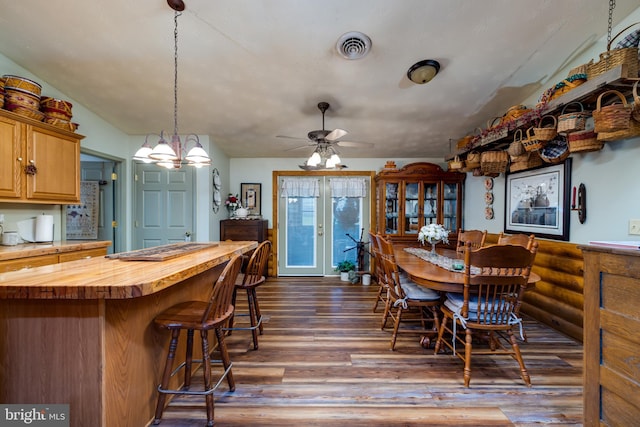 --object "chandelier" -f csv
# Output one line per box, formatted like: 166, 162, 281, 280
133, 3, 211, 169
